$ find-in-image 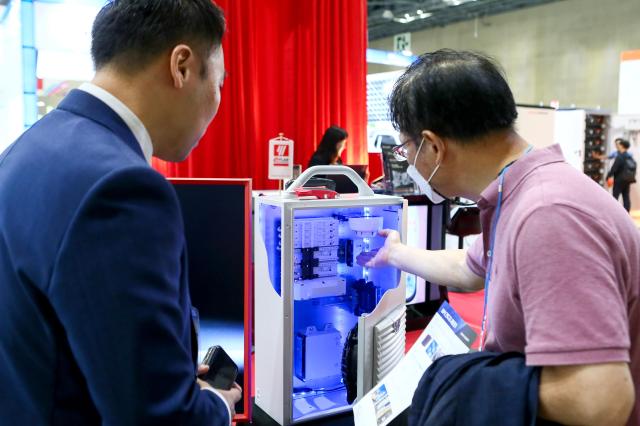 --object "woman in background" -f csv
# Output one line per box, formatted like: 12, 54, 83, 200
308, 125, 348, 167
